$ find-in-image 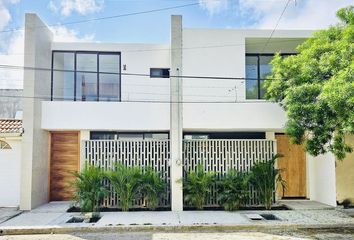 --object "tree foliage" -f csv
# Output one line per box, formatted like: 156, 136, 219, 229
265, 6, 354, 159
